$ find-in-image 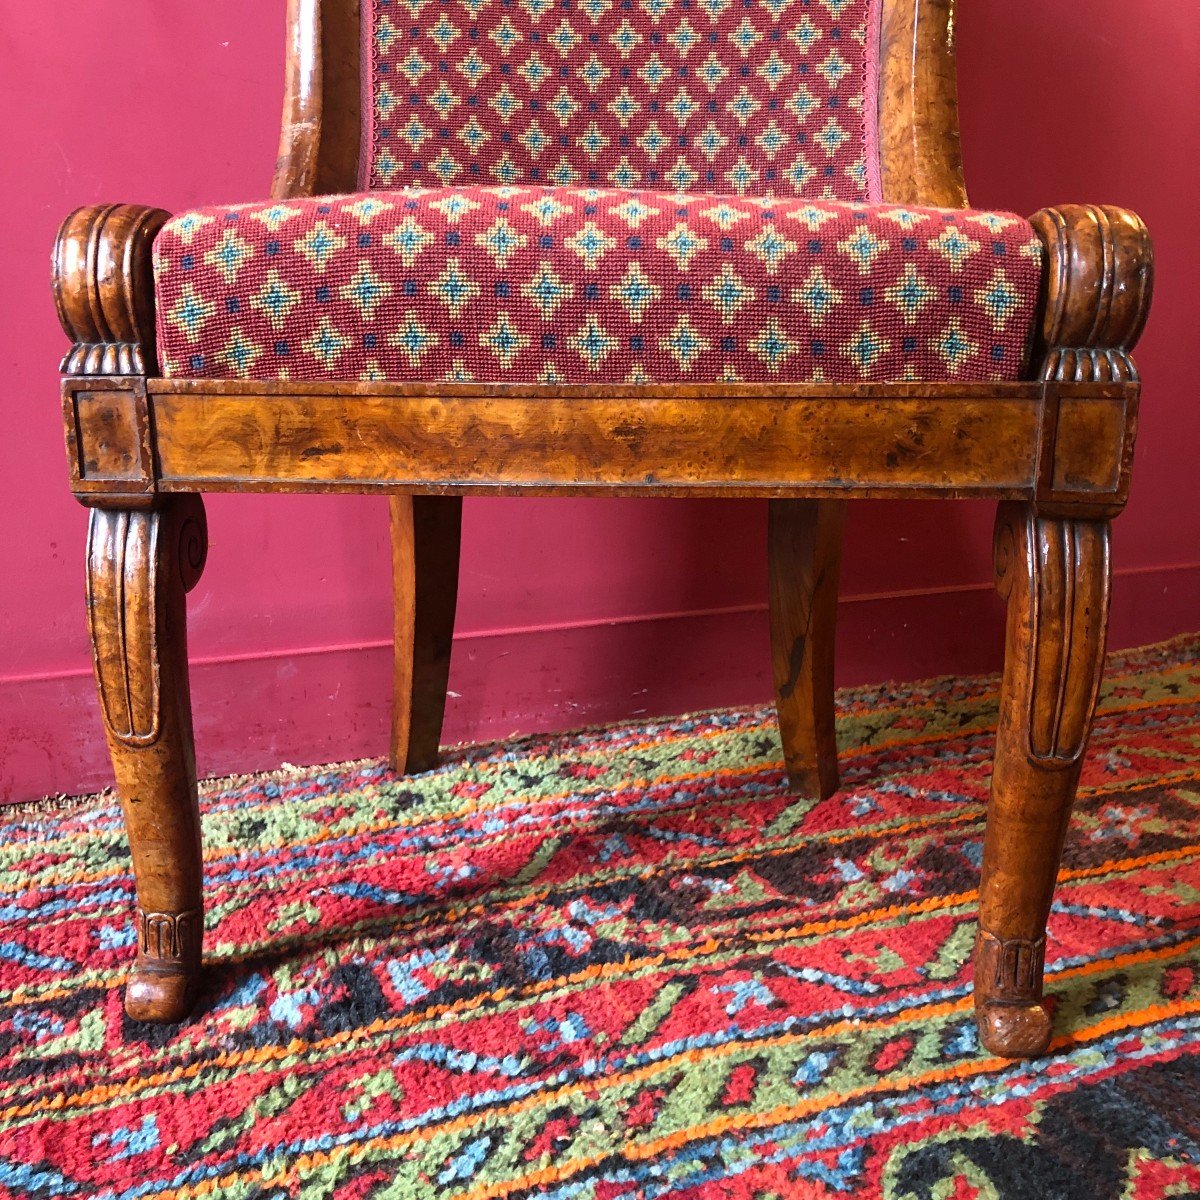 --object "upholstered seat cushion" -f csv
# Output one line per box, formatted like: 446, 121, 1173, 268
153, 187, 1042, 385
